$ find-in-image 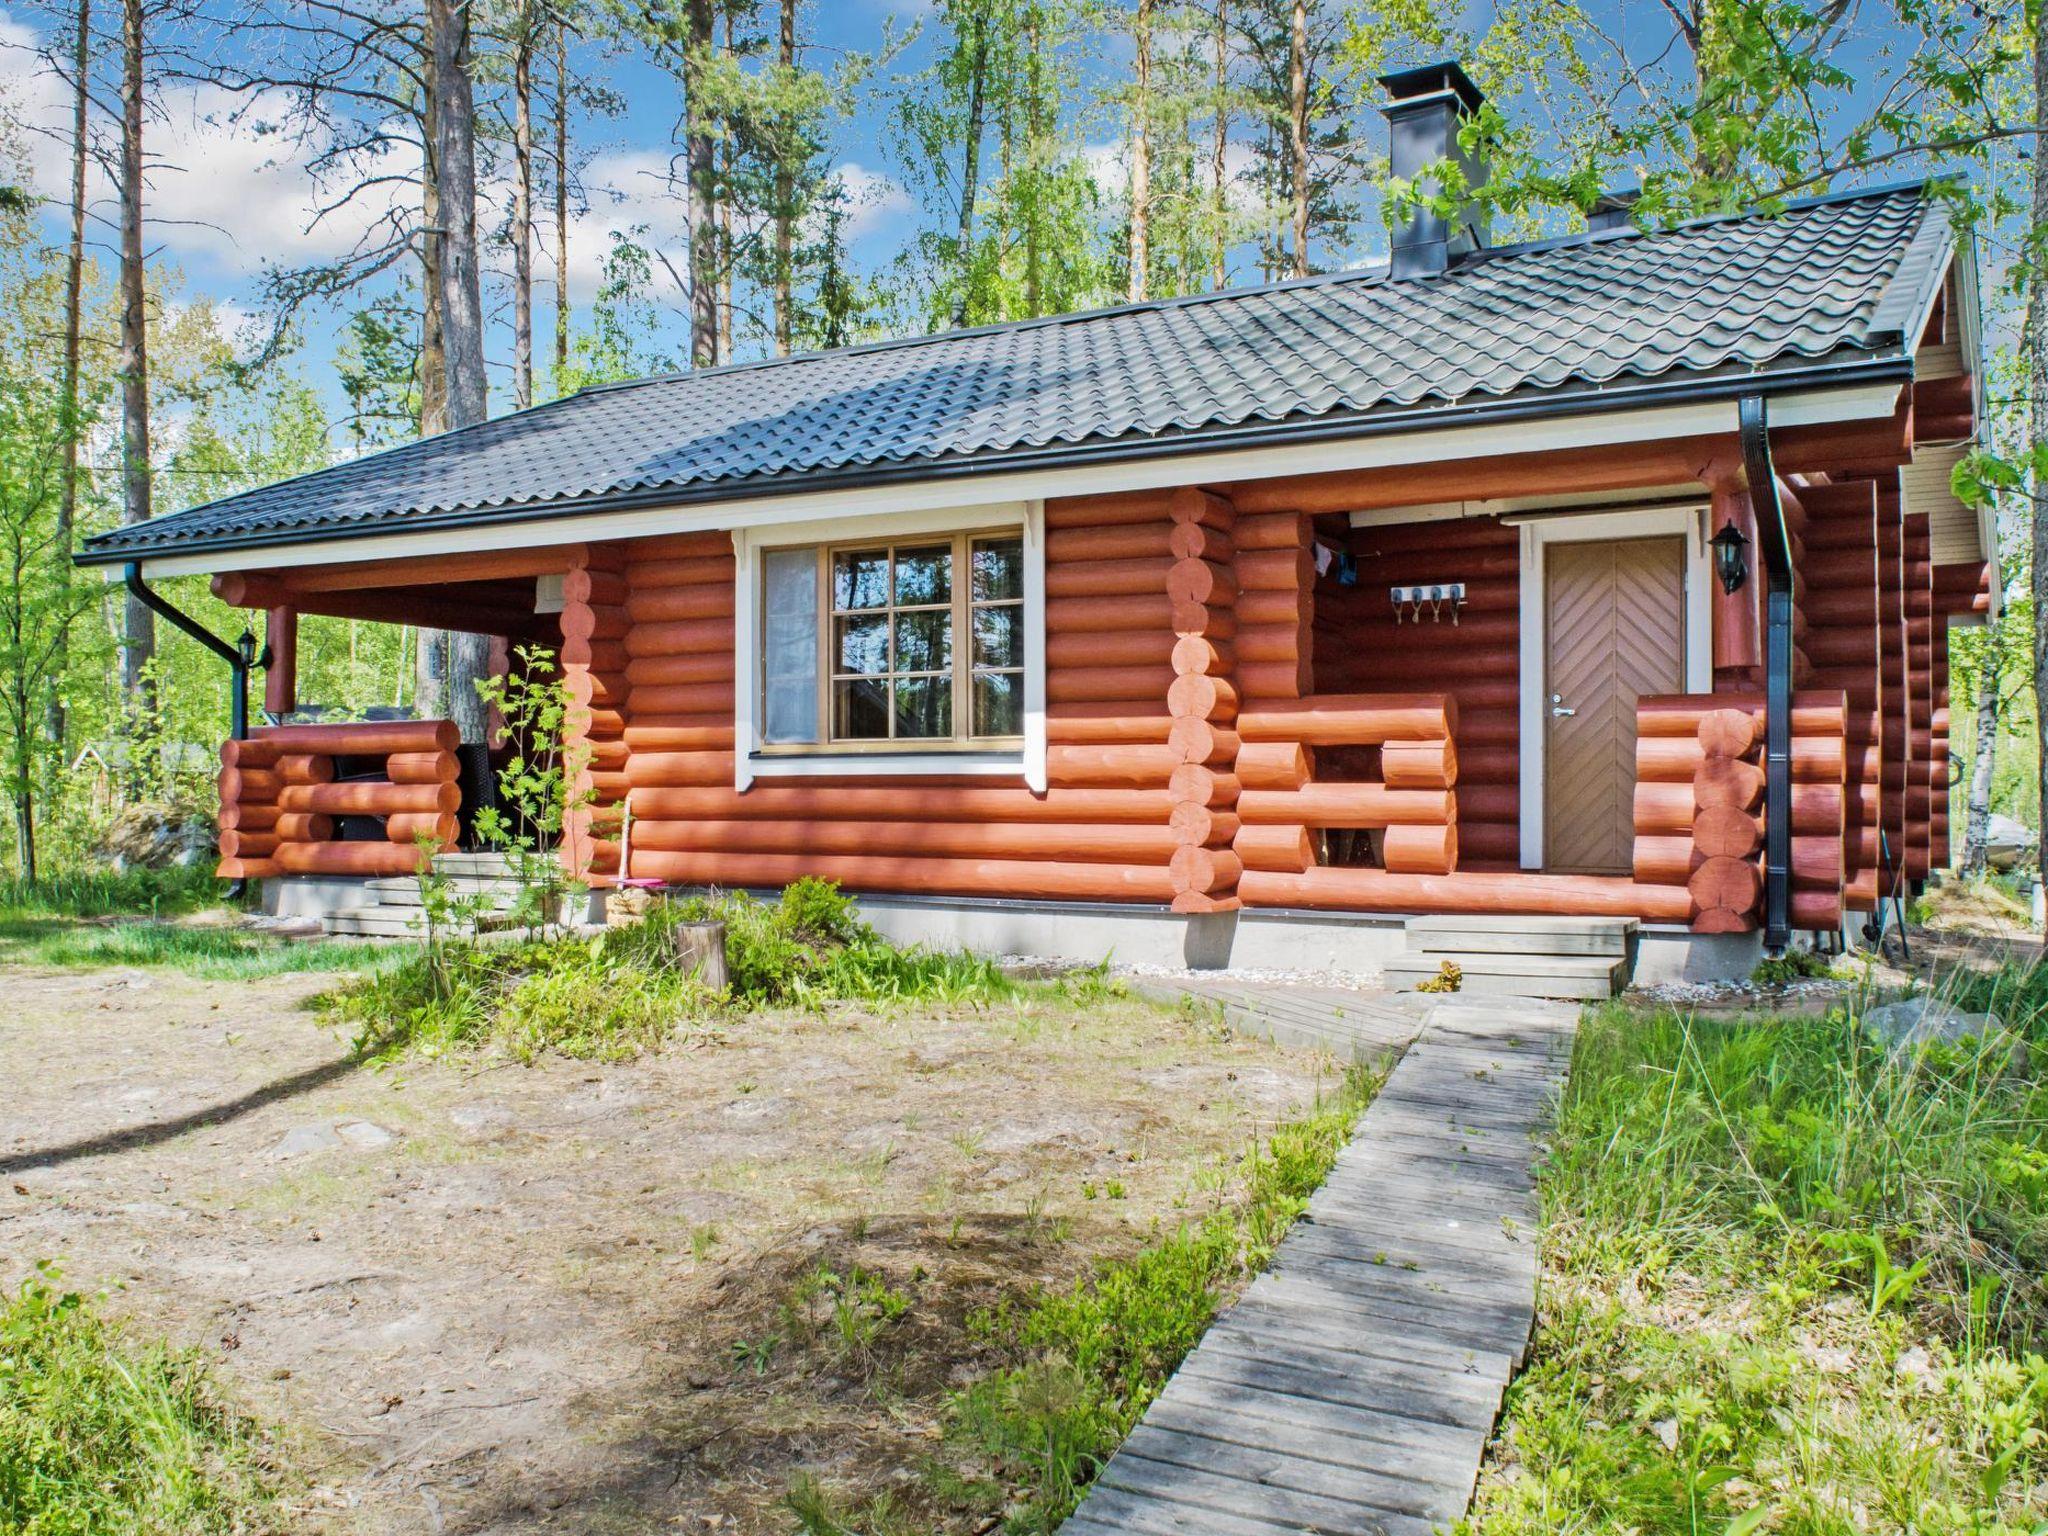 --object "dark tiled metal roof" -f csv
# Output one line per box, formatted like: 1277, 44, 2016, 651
84, 184, 1949, 563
